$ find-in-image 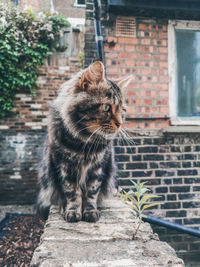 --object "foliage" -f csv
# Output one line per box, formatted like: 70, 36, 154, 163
78, 52, 84, 68
0, 2, 70, 118
120, 180, 160, 239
